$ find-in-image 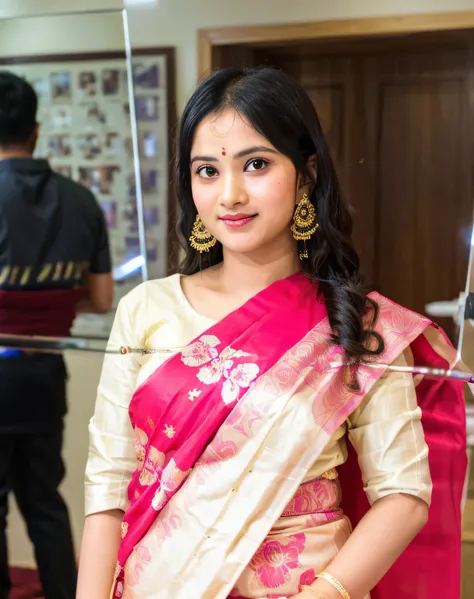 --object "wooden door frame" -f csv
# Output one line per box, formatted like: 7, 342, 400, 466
197, 10, 474, 76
